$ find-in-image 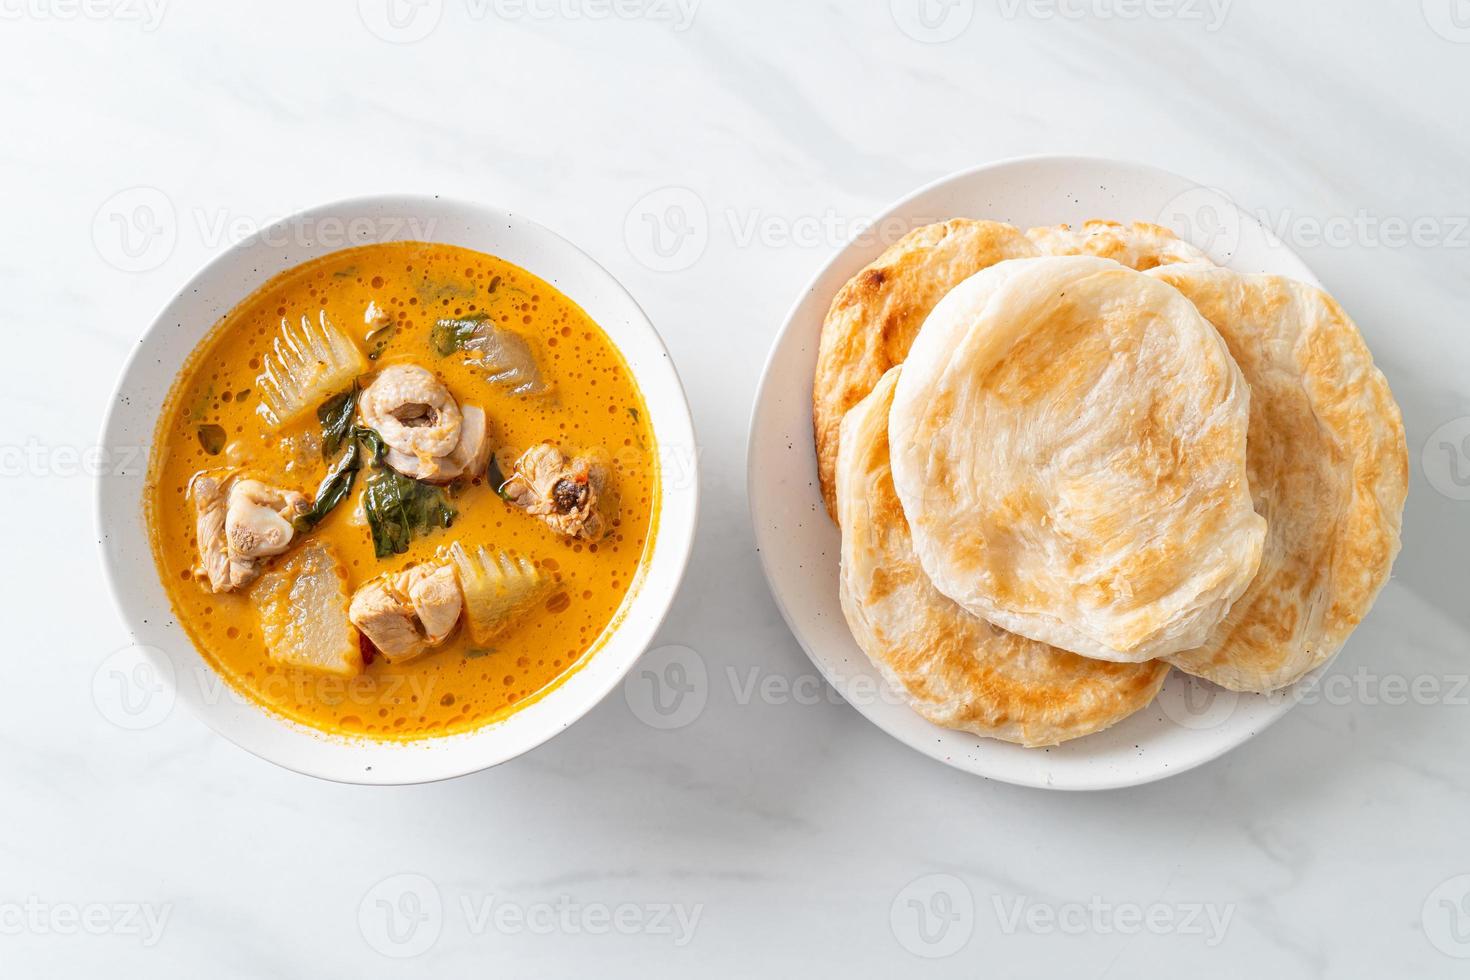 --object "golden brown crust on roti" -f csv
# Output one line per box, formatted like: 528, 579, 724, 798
812, 219, 1039, 520
837, 369, 1170, 746
1147, 265, 1408, 692
1027, 219, 1211, 270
